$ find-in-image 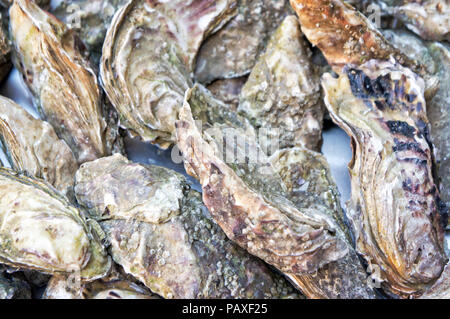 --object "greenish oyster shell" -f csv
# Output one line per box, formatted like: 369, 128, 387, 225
0, 95, 77, 196
9, 0, 120, 164
74, 154, 299, 299
176, 84, 348, 277
100, 0, 237, 148
194, 0, 292, 84
383, 0, 449, 42
0, 14, 10, 83
426, 42, 450, 222
0, 267, 31, 299
0, 168, 111, 281
207, 77, 247, 111
238, 16, 323, 153
322, 59, 447, 297
49, 0, 128, 64
269, 148, 377, 298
